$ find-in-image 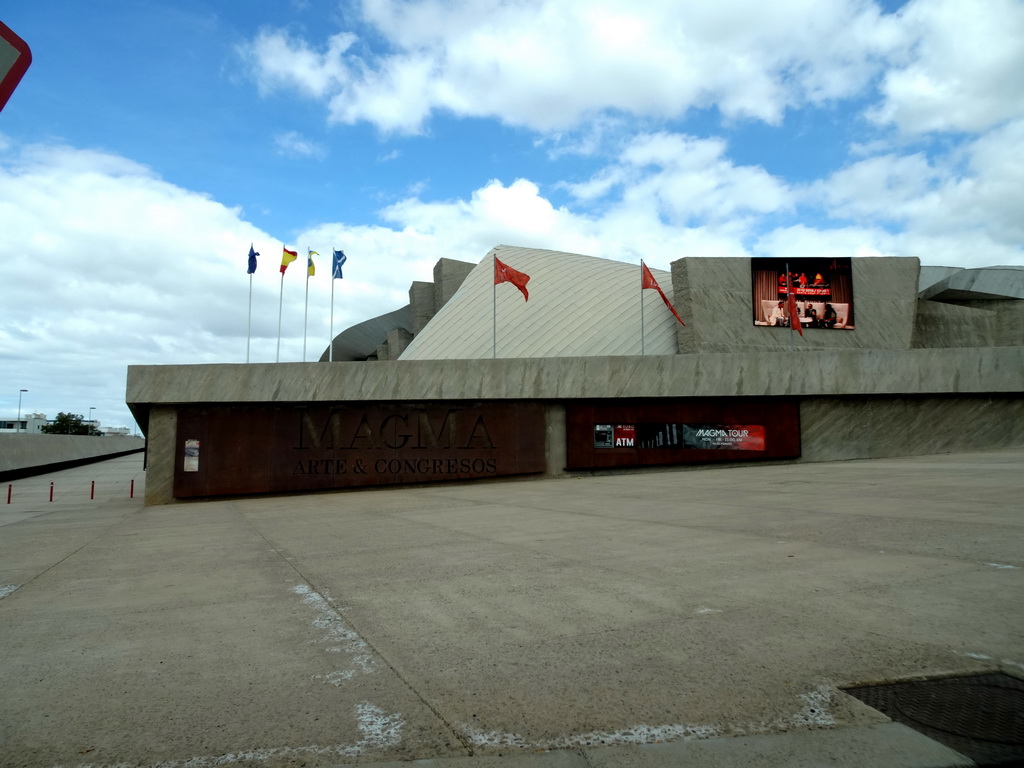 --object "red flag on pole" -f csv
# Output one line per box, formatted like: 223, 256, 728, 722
641, 263, 685, 325
786, 271, 803, 337
494, 257, 530, 301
